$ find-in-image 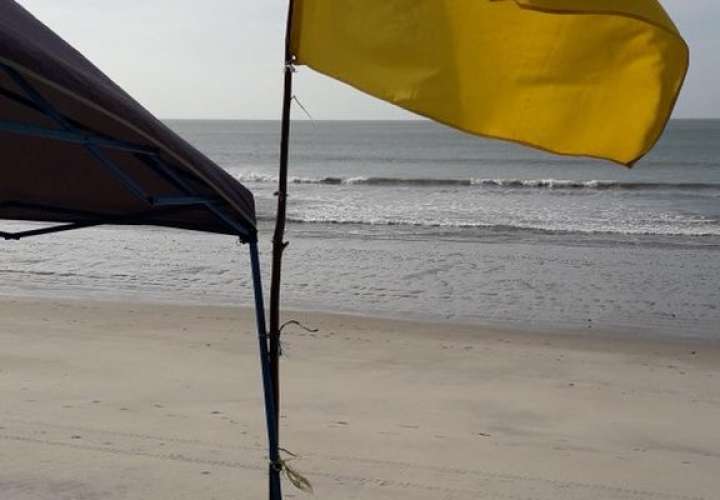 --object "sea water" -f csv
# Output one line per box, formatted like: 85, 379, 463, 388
1, 120, 718, 339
